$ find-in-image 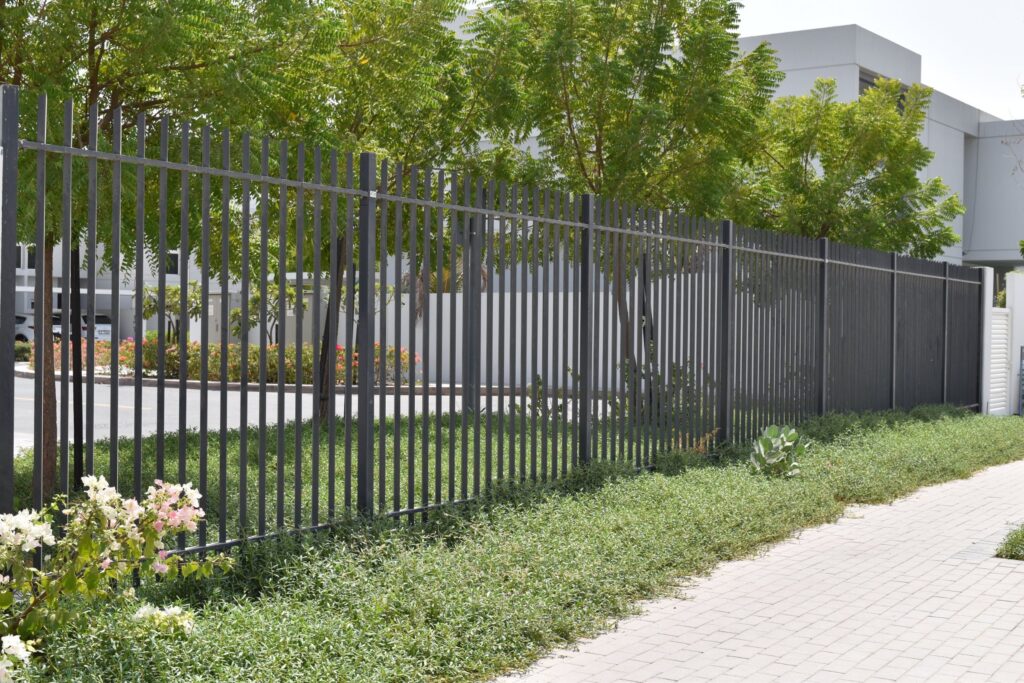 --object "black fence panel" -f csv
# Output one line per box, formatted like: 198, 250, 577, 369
0, 85, 987, 554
